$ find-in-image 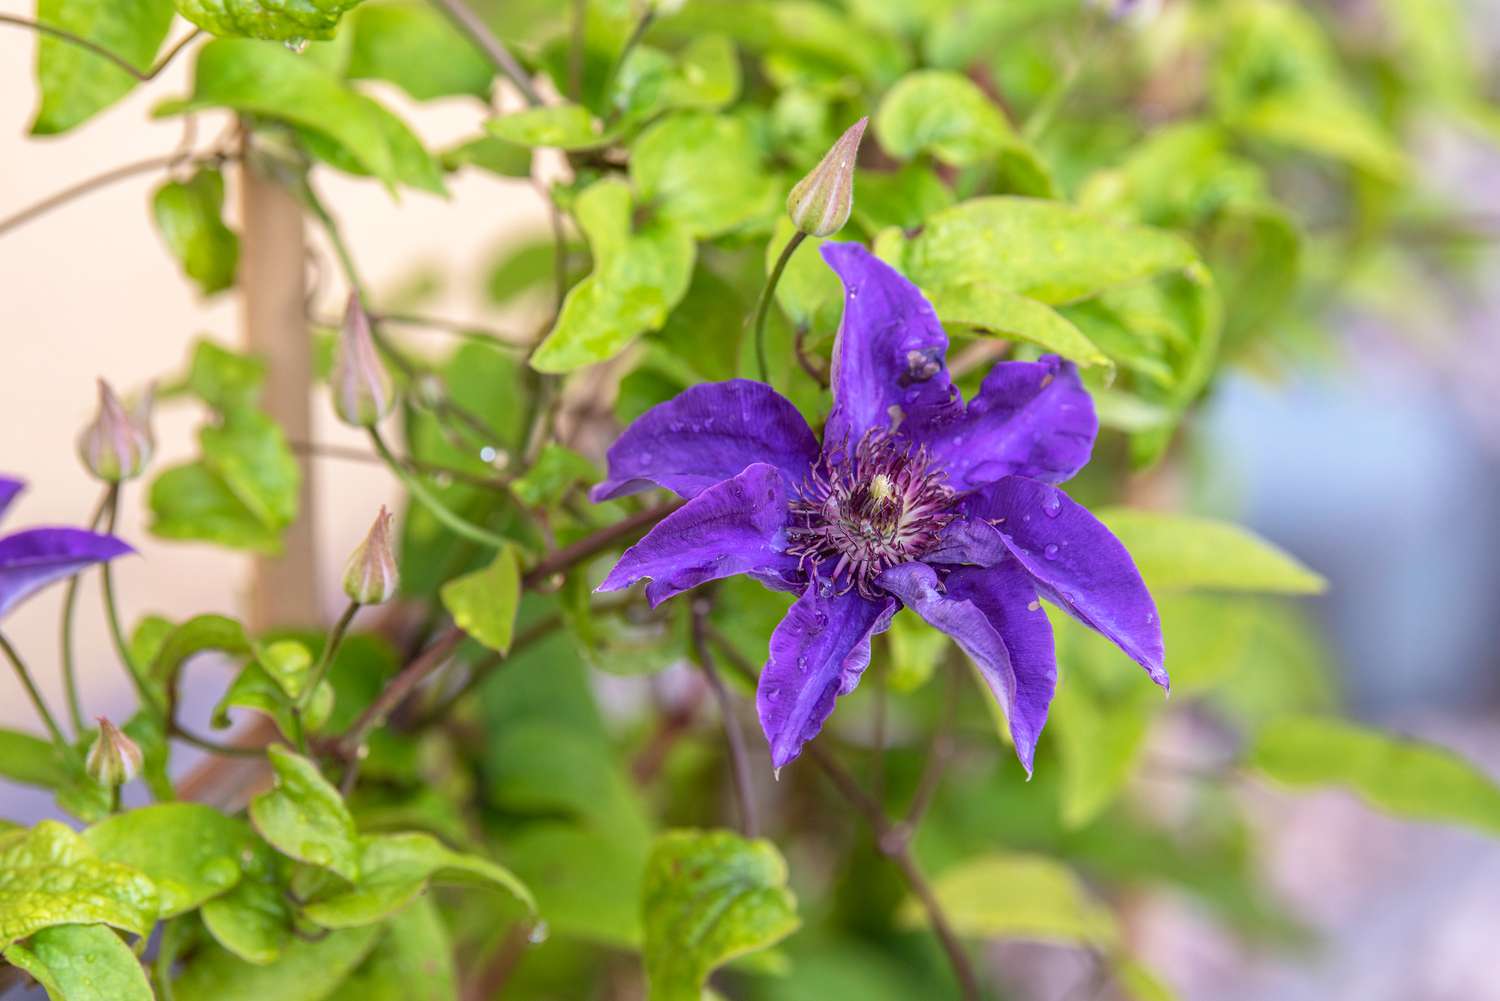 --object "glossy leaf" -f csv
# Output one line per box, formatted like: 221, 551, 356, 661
885, 197, 1198, 305
3, 924, 154, 1001
32, 0, 174, 134
175, 0, 364, 41
152, 167, 239, 295
0, 729, 70, 790
487, 104, 609, 150
440, 544, 522, 655
249, 747, 360, 881
1251, 717, 1500, 836
148, 612, 251, 693
630, 112, 778, 238
899, 853, 1117, 947
530, 179, 695, 372
302, 831, 534, 928
85, 803, 255, 917
345, 2, 491, 100
926, 282, 1110, 368
200, 838, 292, 965
0, 821, 158, 948
323, 897, 456, 1001
642, 829, 799, 1001
174, 924, 381, 1001
187, 339, 267, 415
875, 69, 1016, 166
1094, 510, 1326, 594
